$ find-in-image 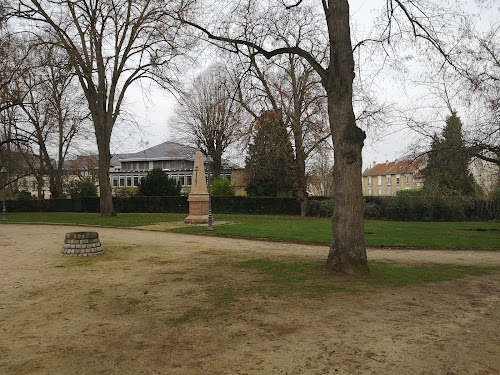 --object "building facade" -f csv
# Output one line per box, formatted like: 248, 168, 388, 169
362, 158, 426, 197
110, 142, 246, 195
